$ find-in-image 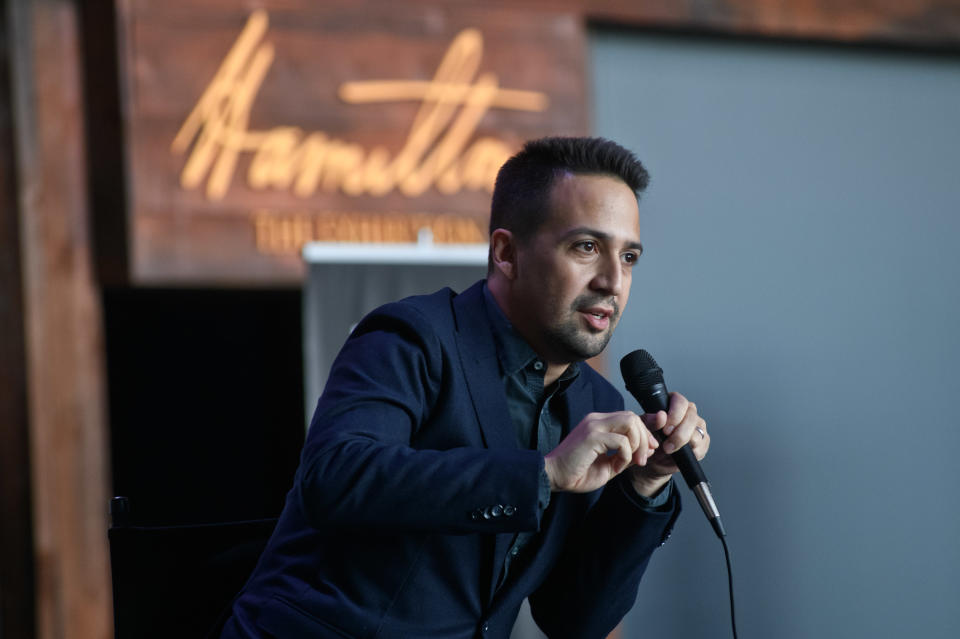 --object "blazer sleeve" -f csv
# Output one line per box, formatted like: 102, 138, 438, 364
295, 300, 545, 535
